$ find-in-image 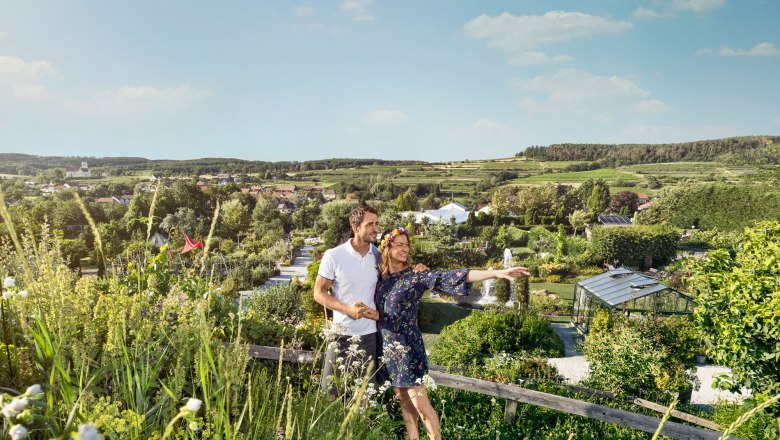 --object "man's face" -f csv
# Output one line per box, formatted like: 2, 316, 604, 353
352, 212, 378, 243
